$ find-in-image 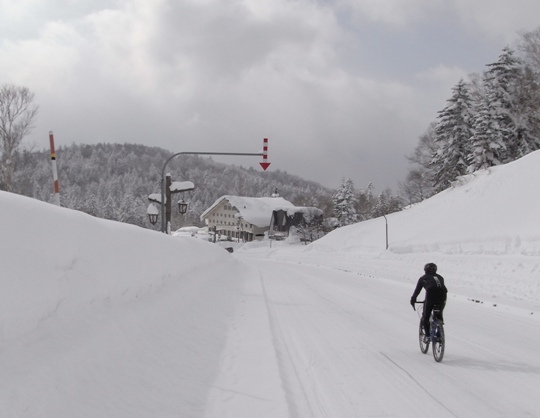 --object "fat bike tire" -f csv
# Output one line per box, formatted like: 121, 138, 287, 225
432, 323, 445, 362
419, 322, 429, 354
